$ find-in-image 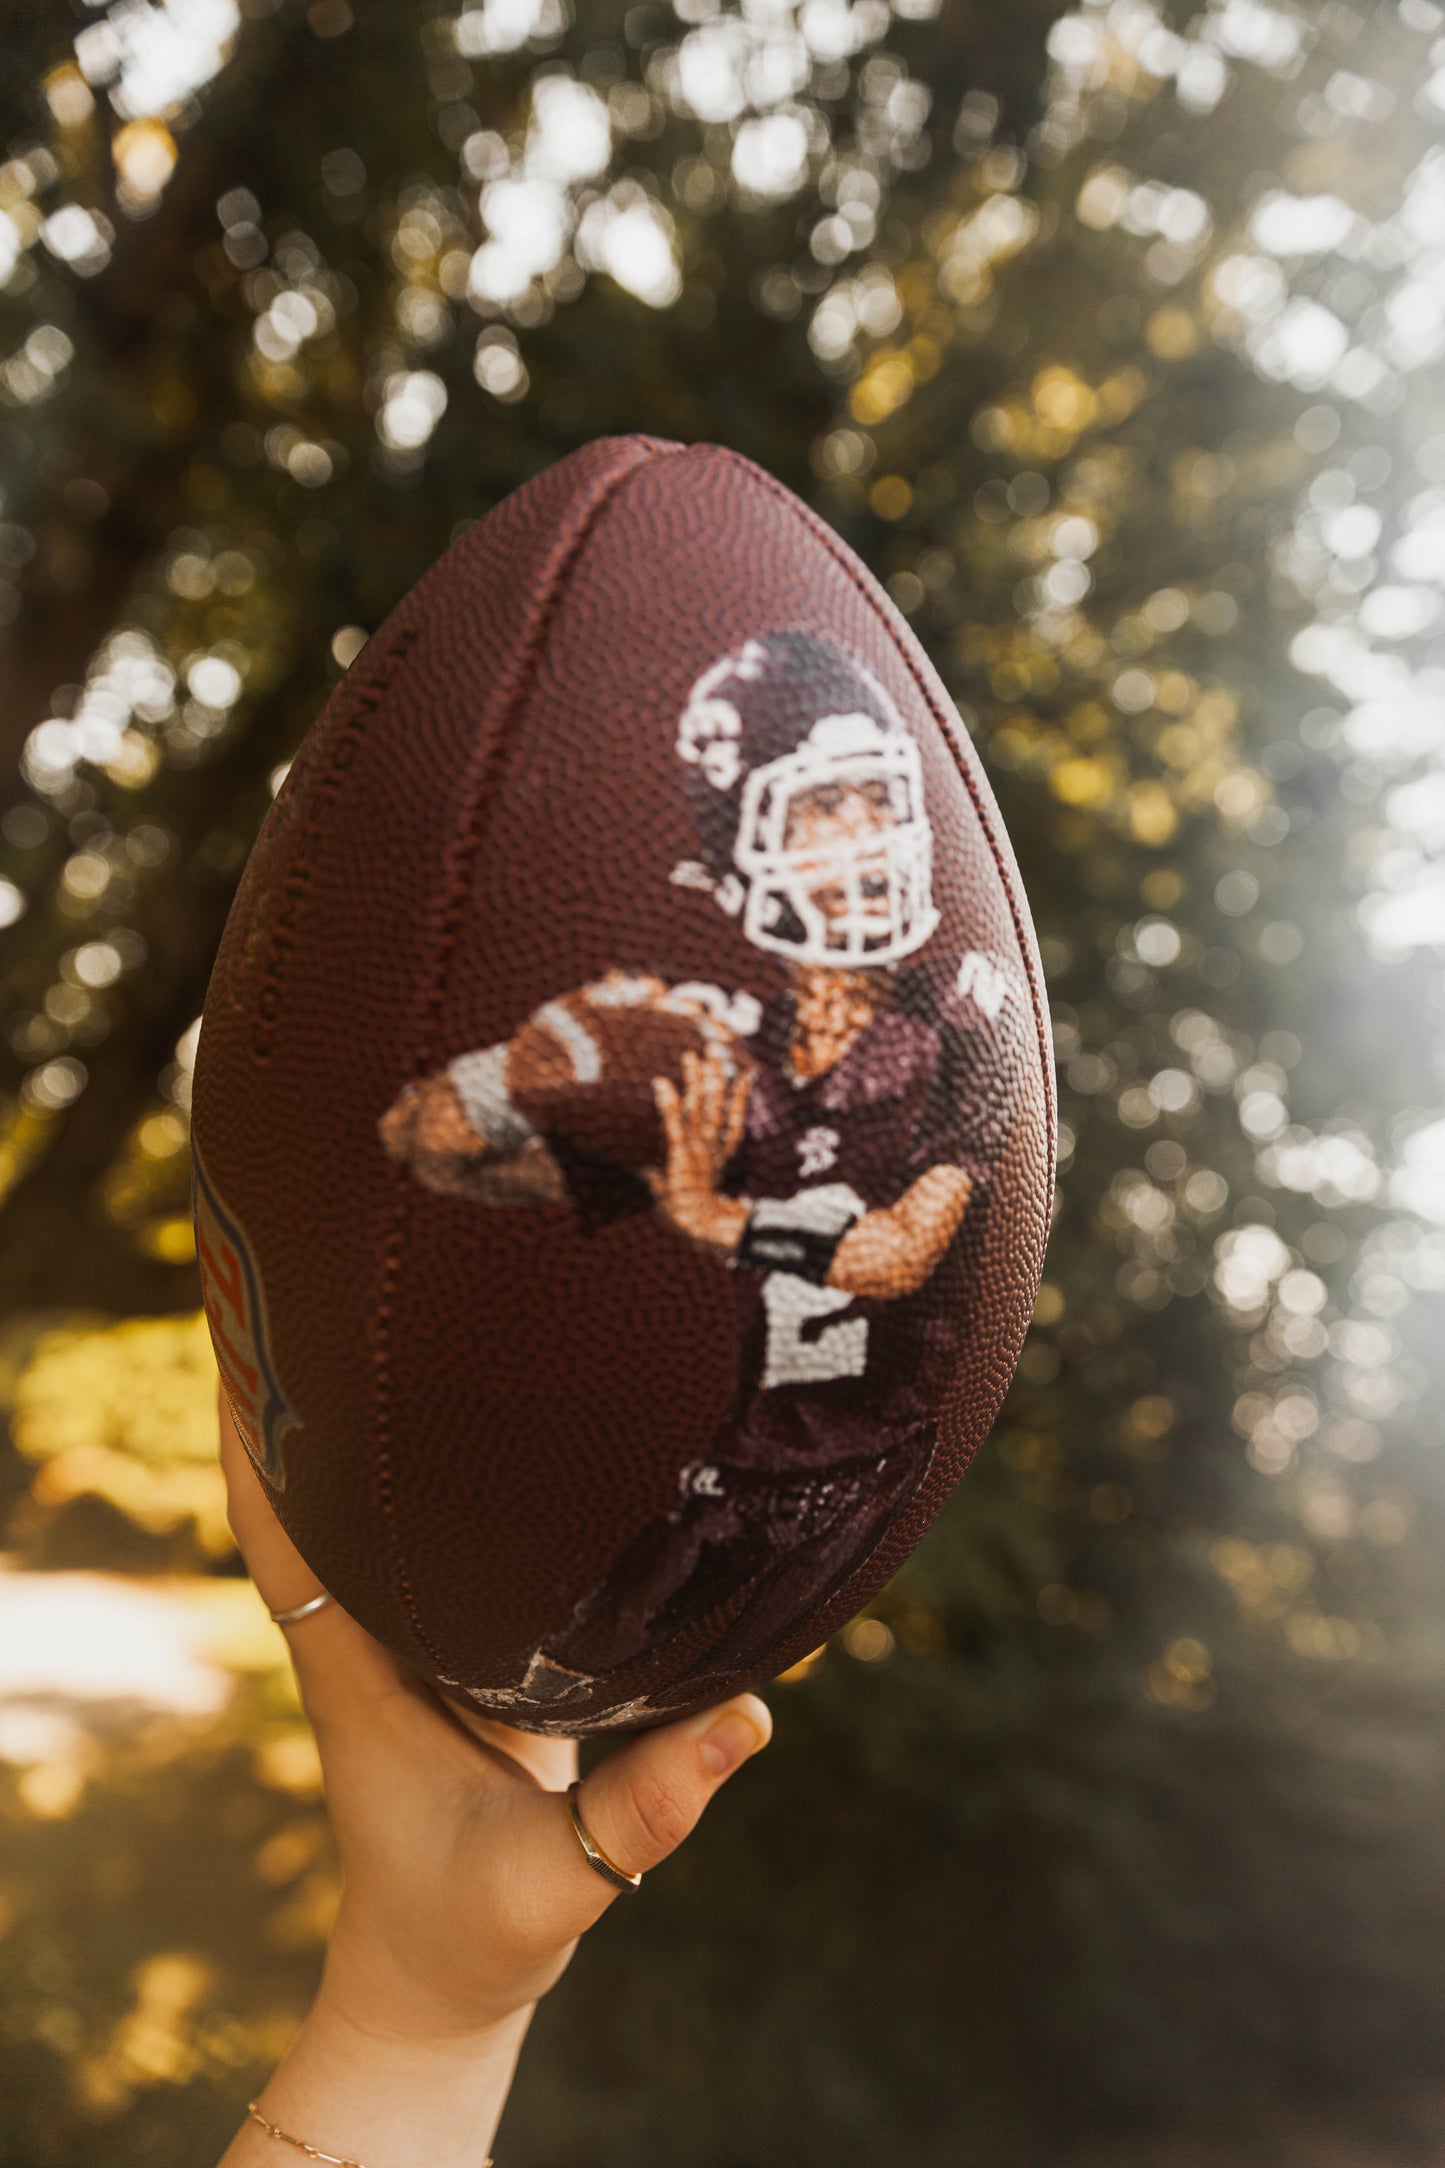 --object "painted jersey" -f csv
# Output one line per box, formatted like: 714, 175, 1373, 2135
527, 964, 1016, 1701
708, 969, 1013, 1476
